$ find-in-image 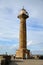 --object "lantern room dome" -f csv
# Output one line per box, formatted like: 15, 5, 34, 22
19, 8, 28, 16
18, 8, 29, 18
